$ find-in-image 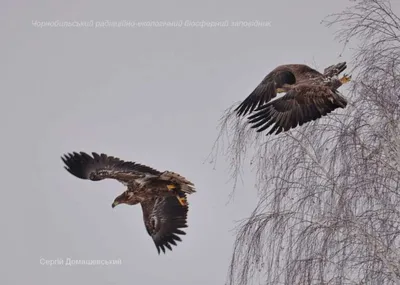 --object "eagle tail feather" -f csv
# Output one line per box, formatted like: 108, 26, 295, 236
162, 171, 196, 194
